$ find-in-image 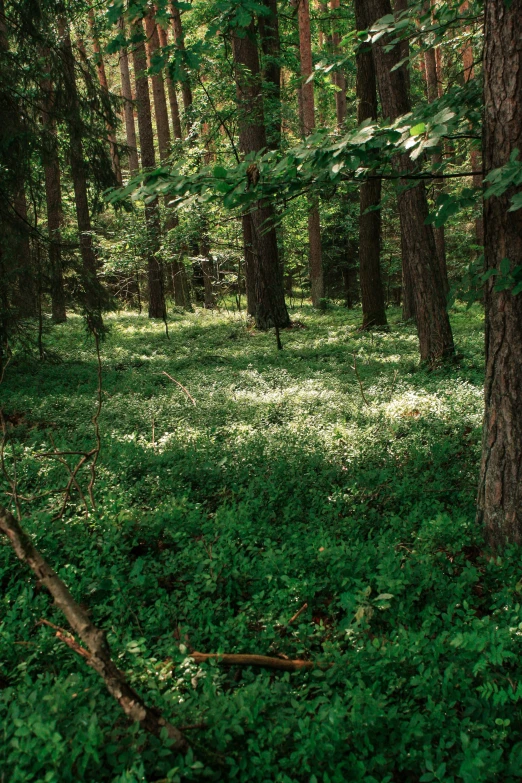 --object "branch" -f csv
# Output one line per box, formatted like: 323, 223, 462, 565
189, 652, 327, 672
162, 372, 197, 405
0, 504, 188, 752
